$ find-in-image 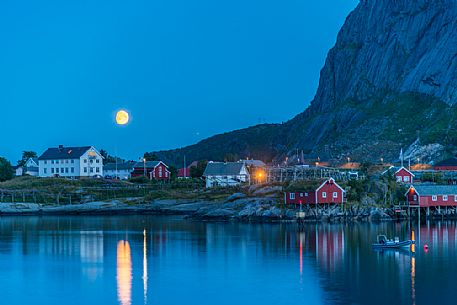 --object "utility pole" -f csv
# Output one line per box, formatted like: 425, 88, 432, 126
184, 155, 187, 178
